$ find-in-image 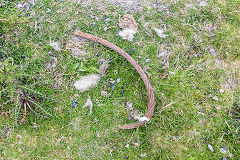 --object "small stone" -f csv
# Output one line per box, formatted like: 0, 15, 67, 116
105, 17, 111, 23
212, 96, 219, 101
209, 48, 217, 57
140, 153, 147, 158
16, 3, 24, 8
17, 134, 22, 139
208, 144, 214, 152
74, 94, 79, 97
199, 1, 208, 6
133, 142, 140, 147
49, 42, 61, 52
222, 158, 227, 160
126, 102, 133, 110
220, 147, 227, 154
104, 27, 108, 31
219, 89, 224, 93
208, 94, 212, 98
128, 112, 132, 120
125, 144, 129, 148
146, 59, 151, 63
152, 27, 167, 38
101, 90, 109, 97
117, 78, 120, 83
25, 3, 31, 10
